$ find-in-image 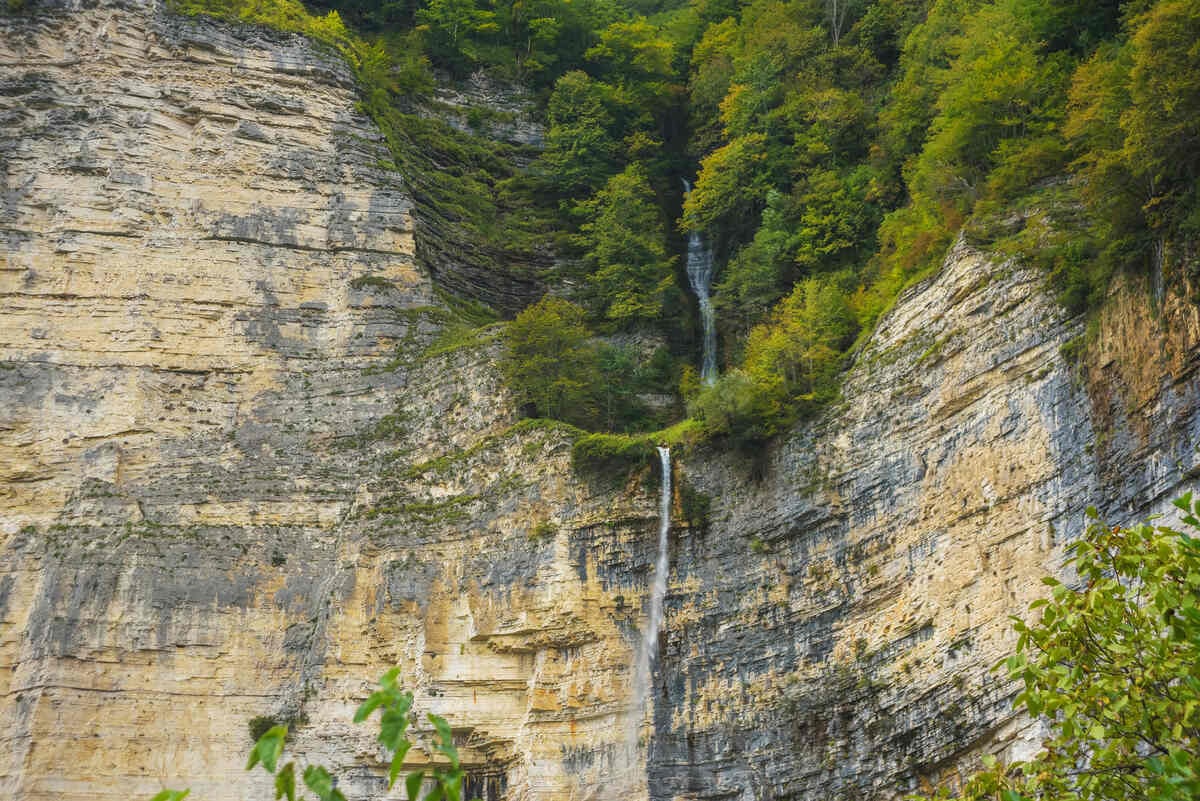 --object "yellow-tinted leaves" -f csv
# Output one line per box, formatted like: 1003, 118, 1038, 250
274, 762, 296, 801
